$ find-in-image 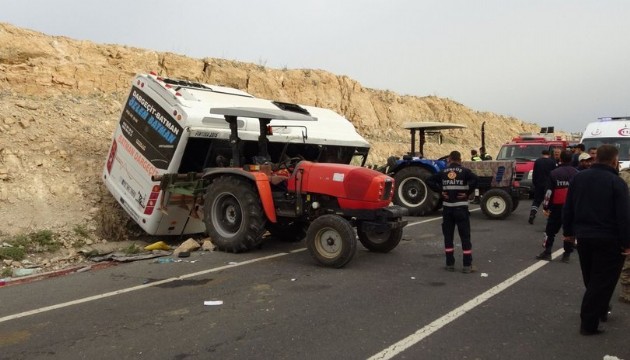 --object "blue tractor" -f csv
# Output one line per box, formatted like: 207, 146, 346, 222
380, 121, 523, 219
380, 122, 467, 216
